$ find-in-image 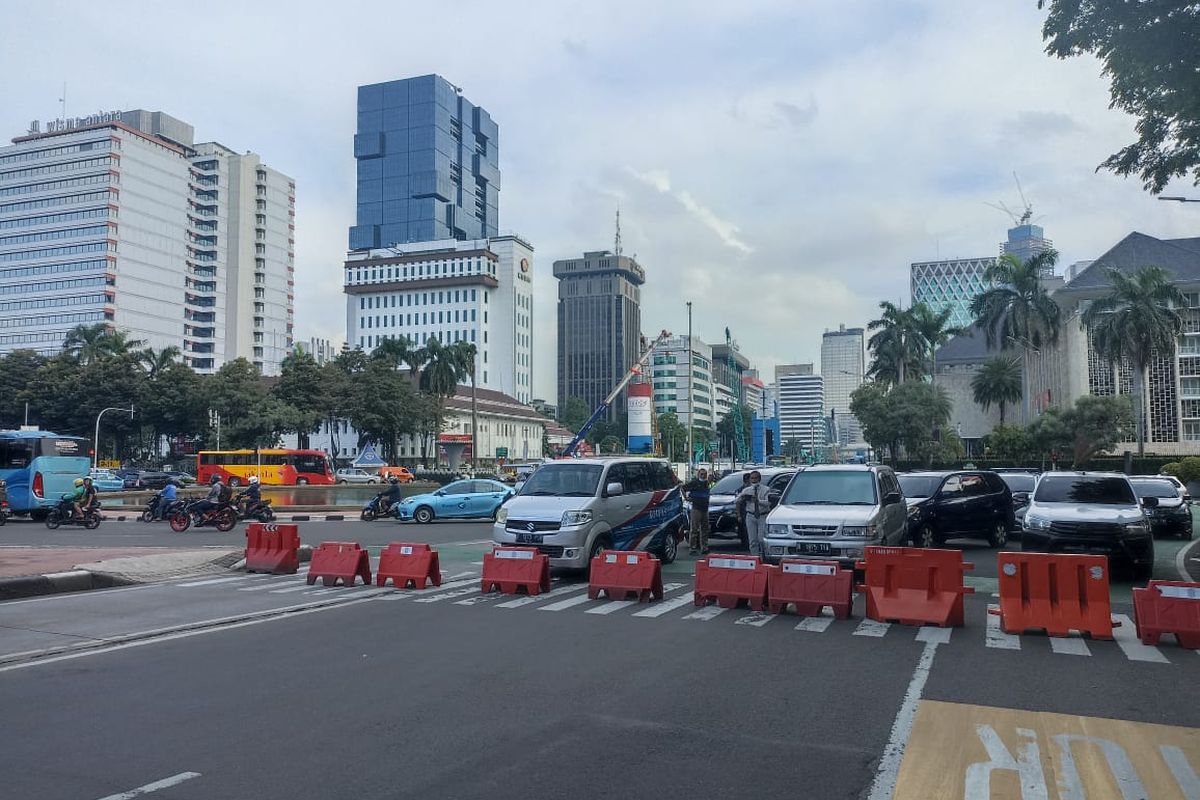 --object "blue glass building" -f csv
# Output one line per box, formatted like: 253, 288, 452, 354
350, 75, 499, 250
